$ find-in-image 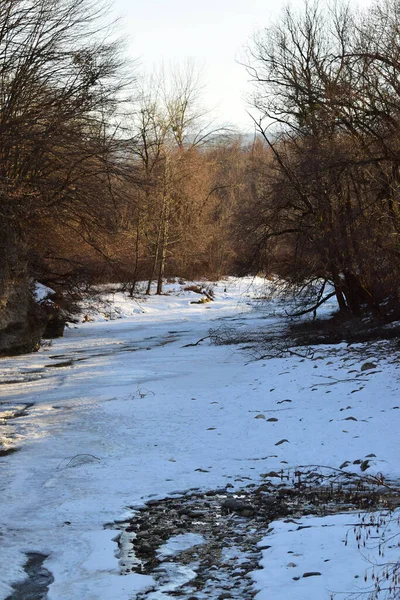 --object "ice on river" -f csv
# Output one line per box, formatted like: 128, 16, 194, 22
0, 277, 399, 599
157, 533, 206, 558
